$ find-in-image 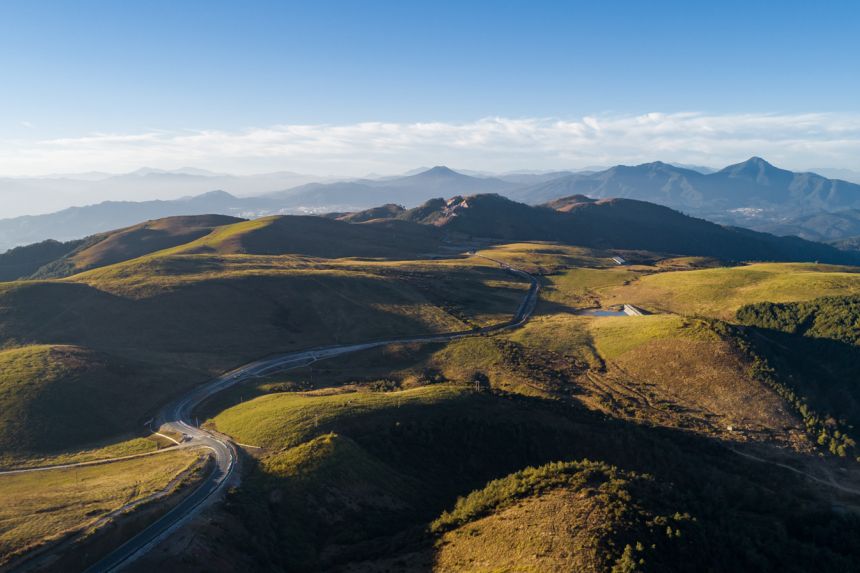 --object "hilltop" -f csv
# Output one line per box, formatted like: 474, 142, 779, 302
27, 214, 244, 280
